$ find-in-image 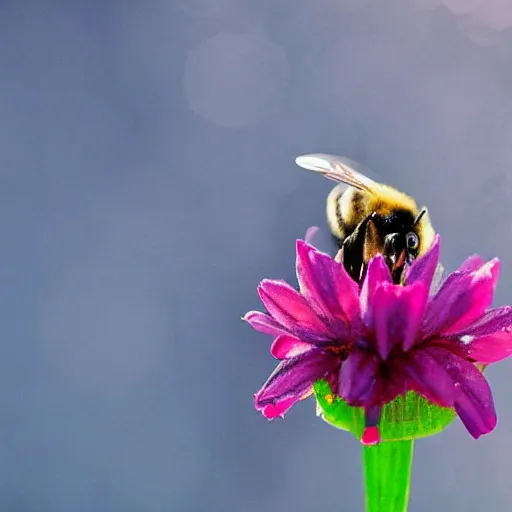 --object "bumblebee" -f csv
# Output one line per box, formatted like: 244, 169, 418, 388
295, 153, 436, 284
